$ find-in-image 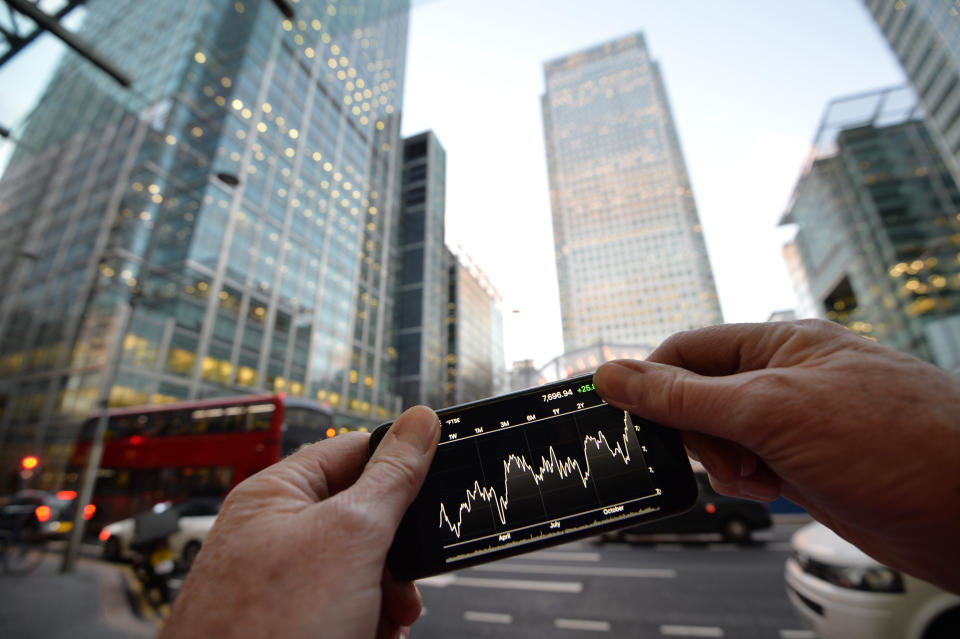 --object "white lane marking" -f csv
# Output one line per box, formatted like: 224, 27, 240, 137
464, 611, 513, 624
472, 562, 676, 579
420, 607, 427, 617
779, 631, 816, 639
524, 550, 601, 561
660, 625, 724, 637
418, 574, 583, 593
555, 618, 612, 631
419, 574, 456, 587
655, 544, 685, 551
